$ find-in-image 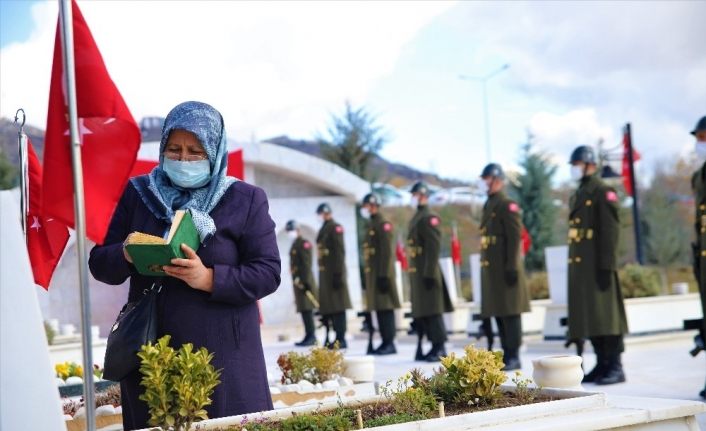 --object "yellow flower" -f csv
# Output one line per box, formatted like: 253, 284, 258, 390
55, 362, 70, 379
